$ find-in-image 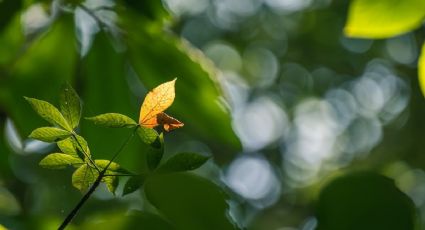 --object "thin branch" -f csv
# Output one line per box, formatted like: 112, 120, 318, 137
58, 128, 138, 229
